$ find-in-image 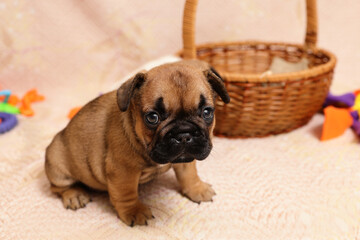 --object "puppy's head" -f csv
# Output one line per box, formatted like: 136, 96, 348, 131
117, 60, 230, 164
